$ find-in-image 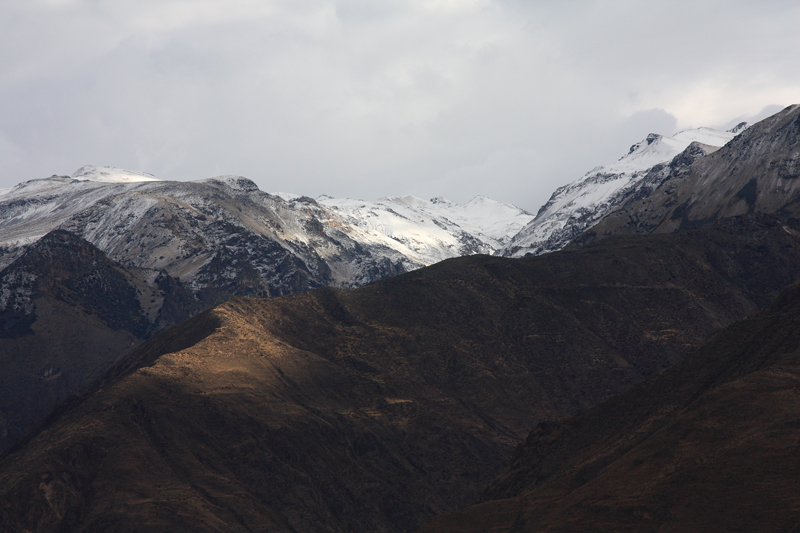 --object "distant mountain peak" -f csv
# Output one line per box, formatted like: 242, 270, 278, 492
501, 124, 738, 257
200, 175, 260, 192
72, 165, 162, 183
